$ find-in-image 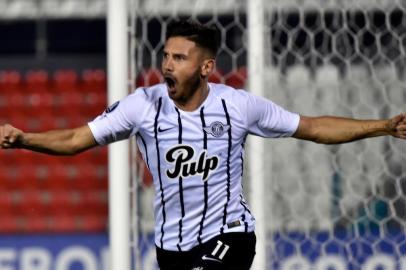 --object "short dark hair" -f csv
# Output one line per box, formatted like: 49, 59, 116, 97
166, 20, 220, 57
